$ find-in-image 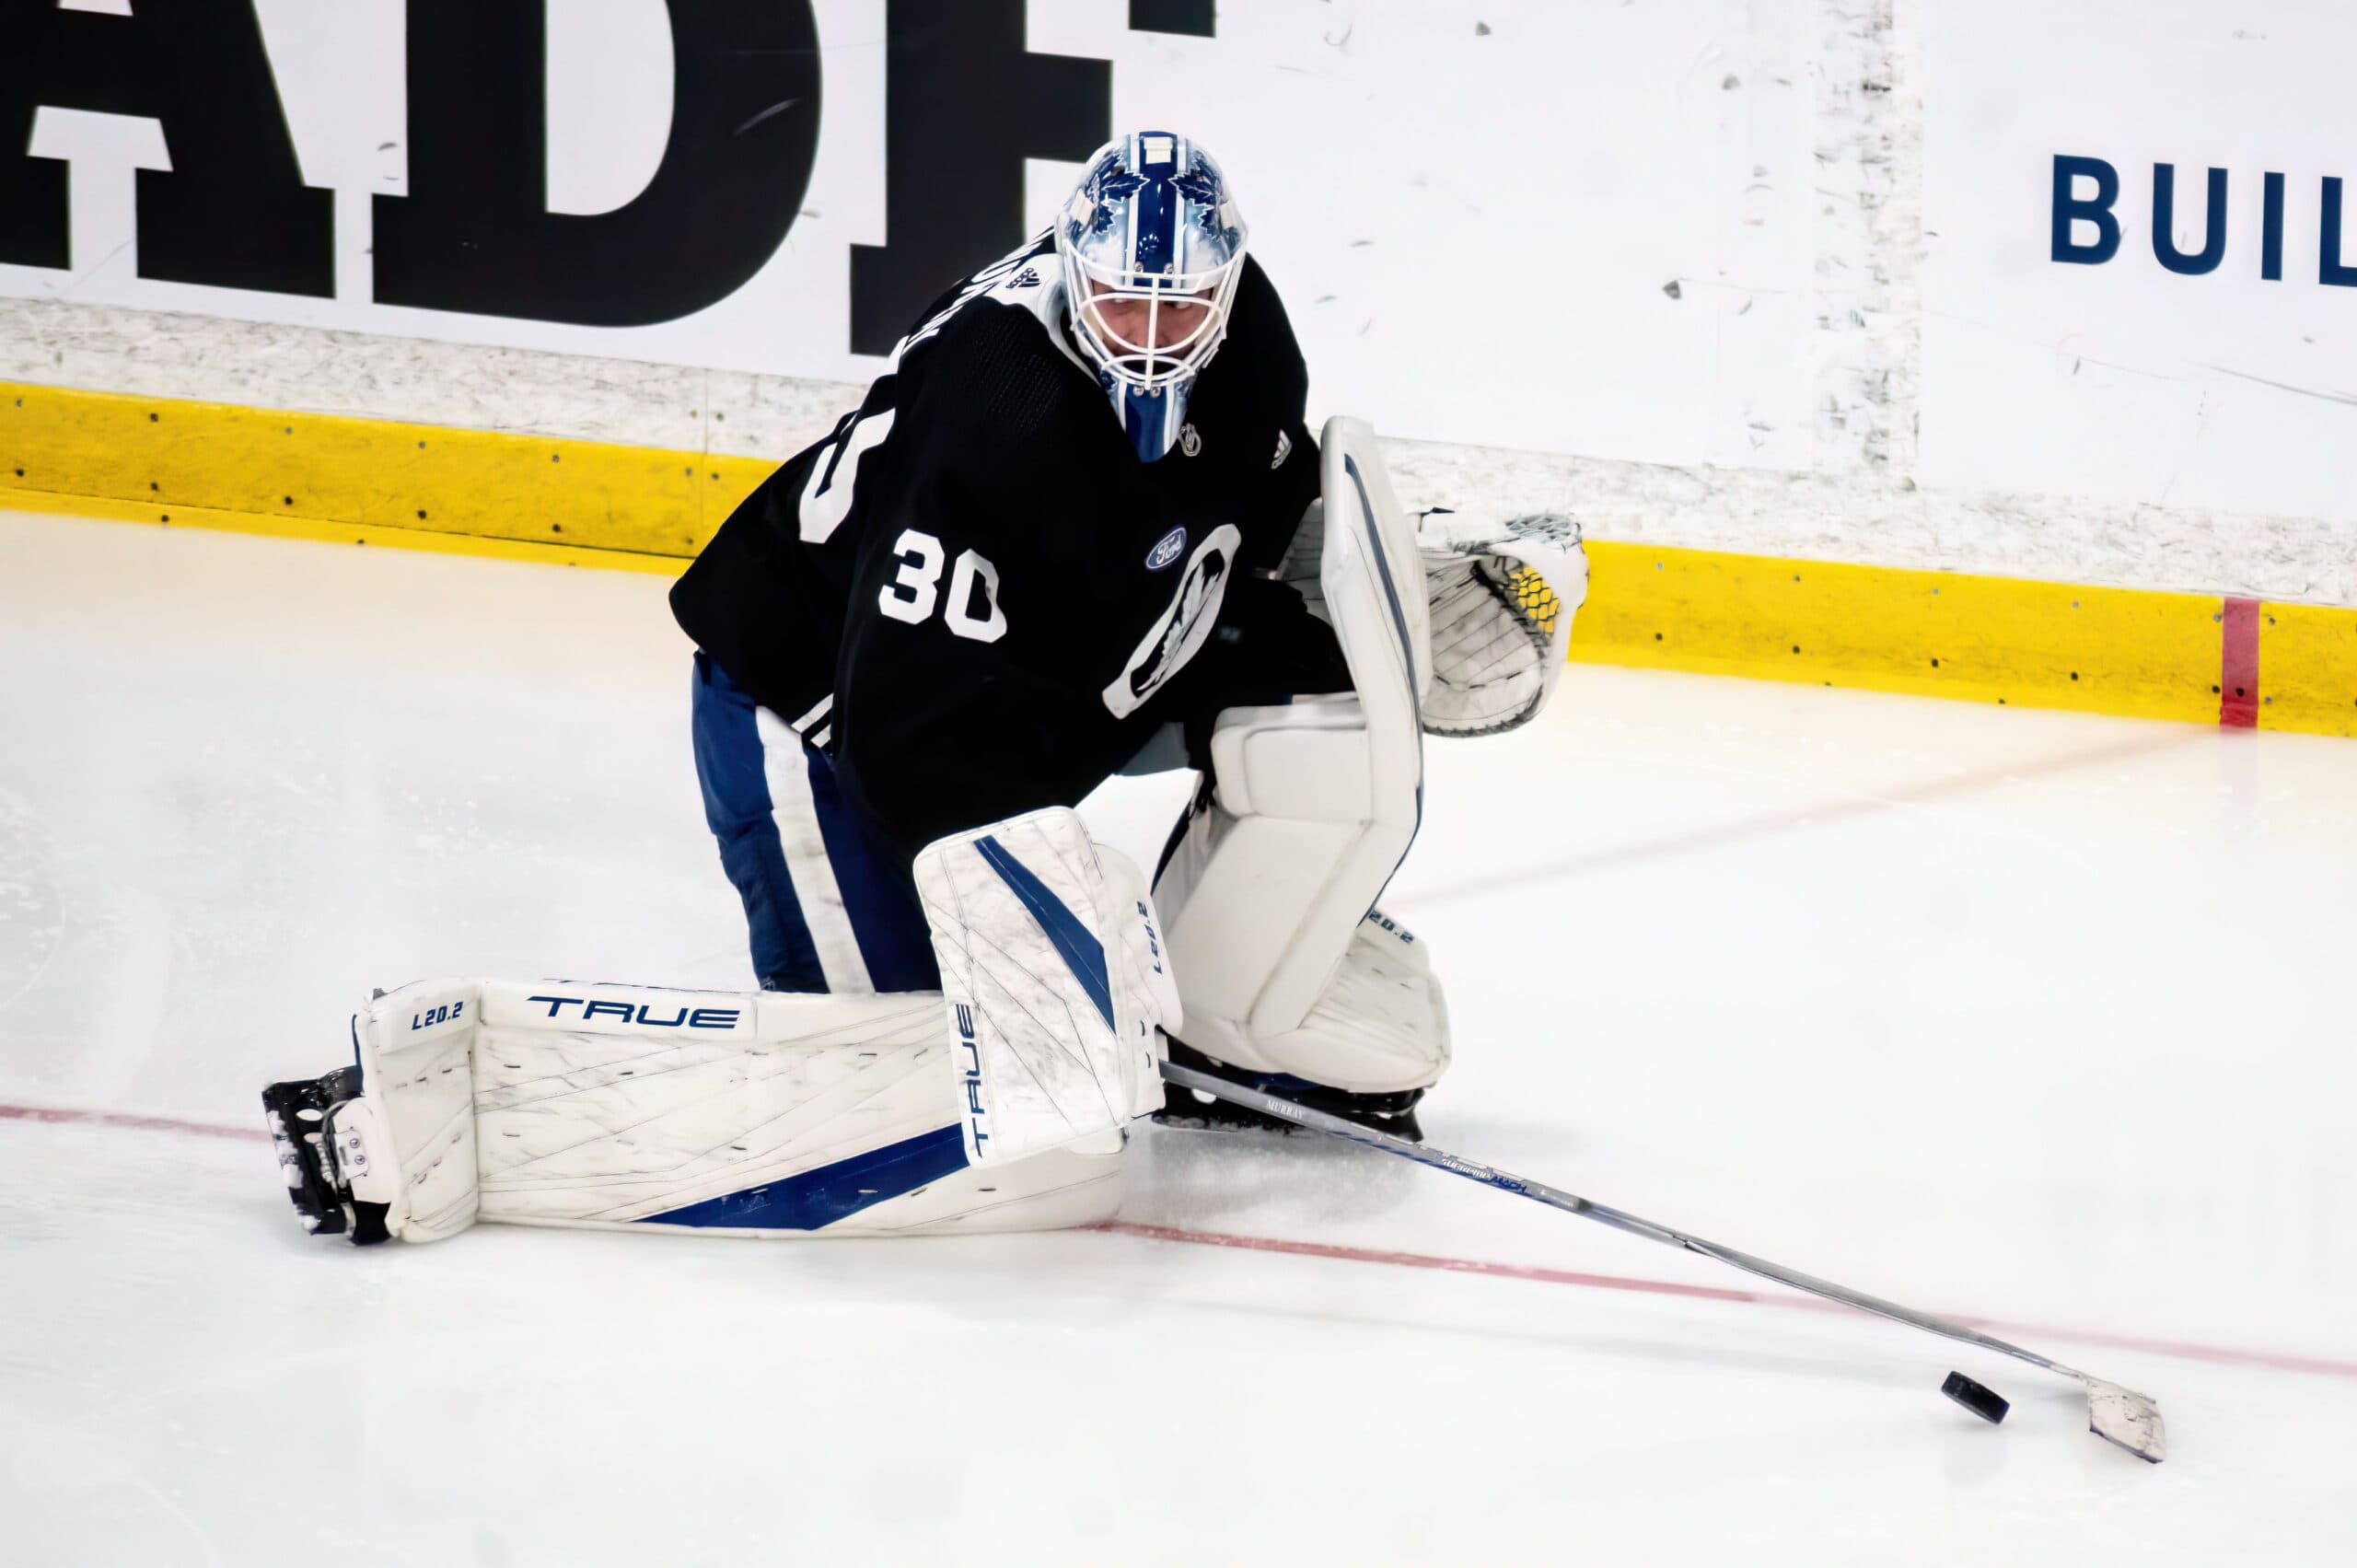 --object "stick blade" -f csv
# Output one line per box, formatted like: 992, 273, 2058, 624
2087, 1382, 2166, 1464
